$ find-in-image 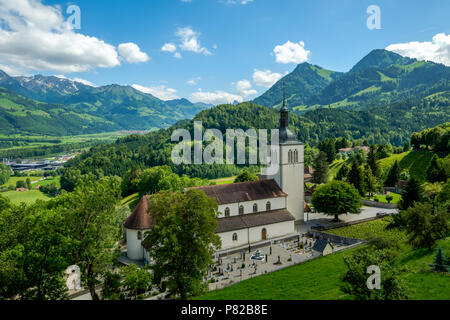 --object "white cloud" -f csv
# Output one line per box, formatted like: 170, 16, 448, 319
386, 33, 450, 66
187, 77, 202, 85
161, 43, 177, 53
174, 52, 182, 59
131, 84, 179, 101
253, 69, 283, 87
236, 79, 257, 97
190, 89, 243, 105
0, 0, 121, 73
273, 40, 310, 64
176, 27, 211, 55
224, 0, 254, 4
118, 43, 150, 63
